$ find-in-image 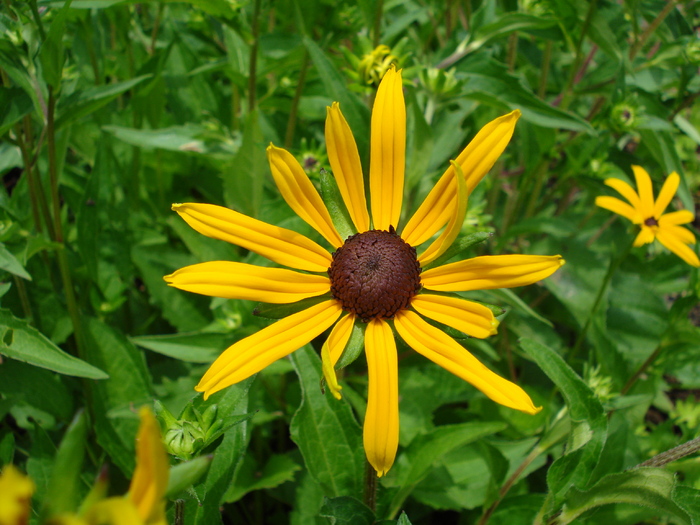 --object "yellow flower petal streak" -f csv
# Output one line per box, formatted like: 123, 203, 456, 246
411, 294, 498, 339
196, 300, 343, 399
421, 255, 565, 292
128, 407, 169, 525
164, 261, 329, 304
364, 319, 399, 477
370, 67, 405, 230
633, 228, 655, 247
603, 177, 641, 210
321, 313, 355, 400
325, 103, 370, 233
659, 210, 694, 226
594, 196, 639, 223
632, 165, 655, 216
653, 171, 679, 218
656, 229, 700, 267
0, 465, 34, 525
402, 111, 520, 247
394, 310, 540, 414
82, 499, 143, 525
172, 203, 332, 272
267, 144, 343, 248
